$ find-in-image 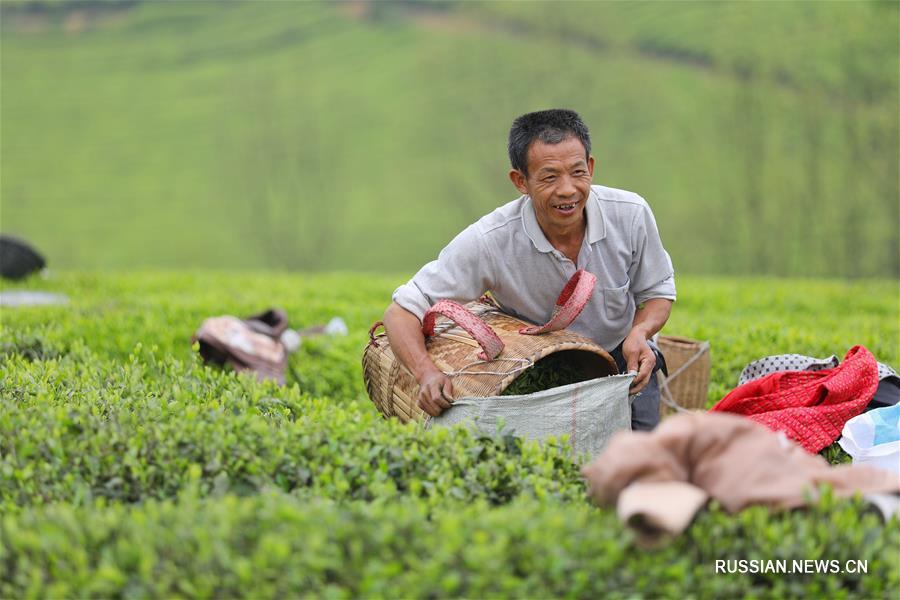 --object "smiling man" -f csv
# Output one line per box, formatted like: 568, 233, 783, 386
383, 109, 676, 430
